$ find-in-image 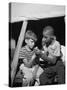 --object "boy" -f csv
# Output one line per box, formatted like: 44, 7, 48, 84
19, 30, 43, 86
39, 26, 65, 85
